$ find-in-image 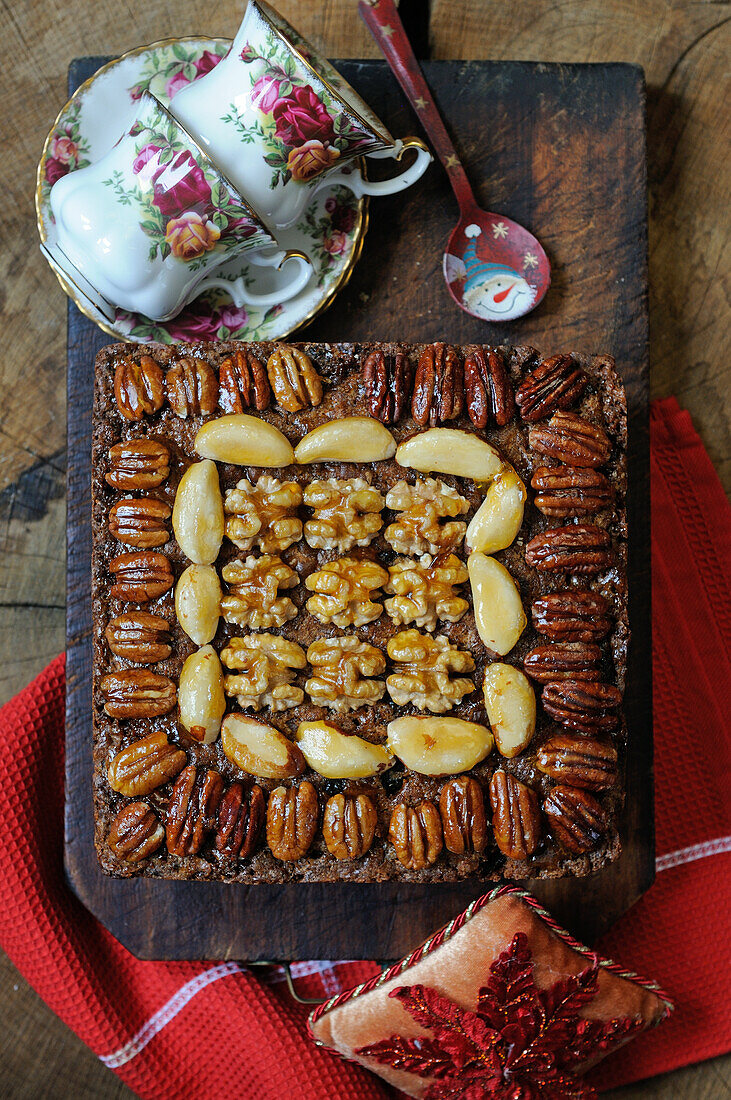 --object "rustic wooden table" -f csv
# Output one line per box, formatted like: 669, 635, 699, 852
0, 0, 728, 1095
